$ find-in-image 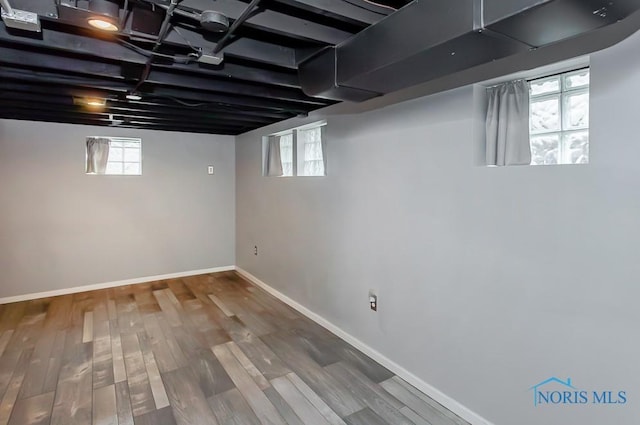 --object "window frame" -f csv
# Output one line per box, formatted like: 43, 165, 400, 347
528, 67, 590, 166
86, 136, 143, 176
266, 120, 326, 177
